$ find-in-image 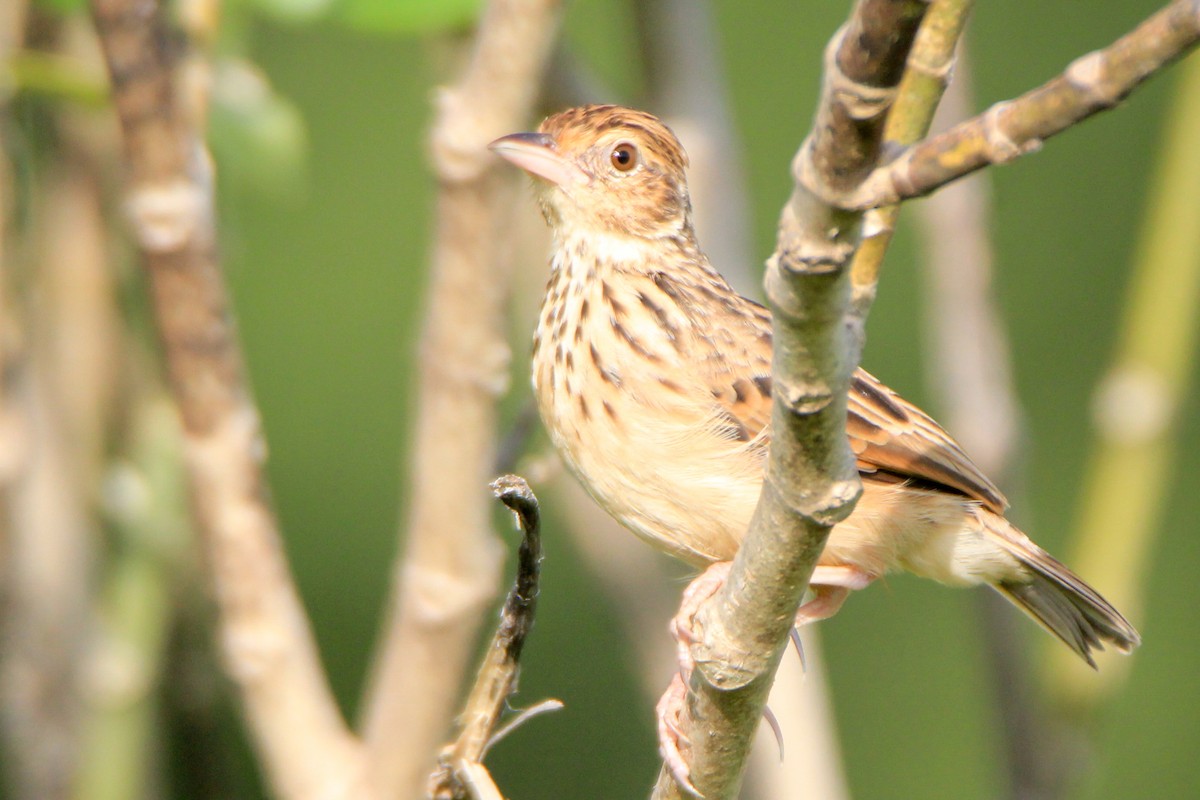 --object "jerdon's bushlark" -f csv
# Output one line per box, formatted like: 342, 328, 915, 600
491, 103, 1138, 769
